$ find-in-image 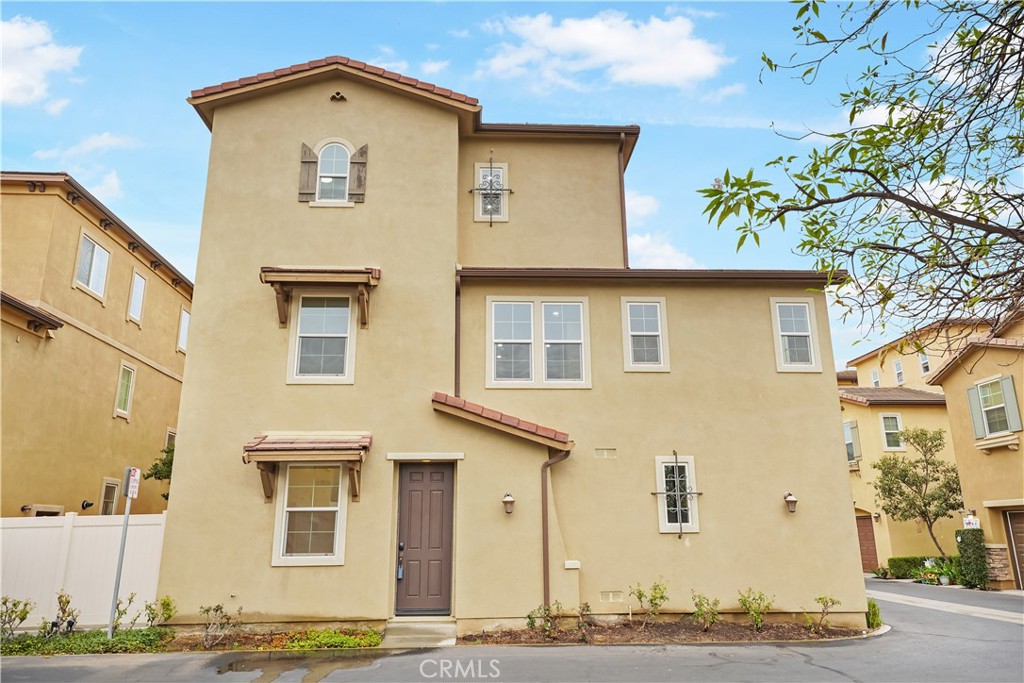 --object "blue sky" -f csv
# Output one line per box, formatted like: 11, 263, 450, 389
2, 1, 923, 368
